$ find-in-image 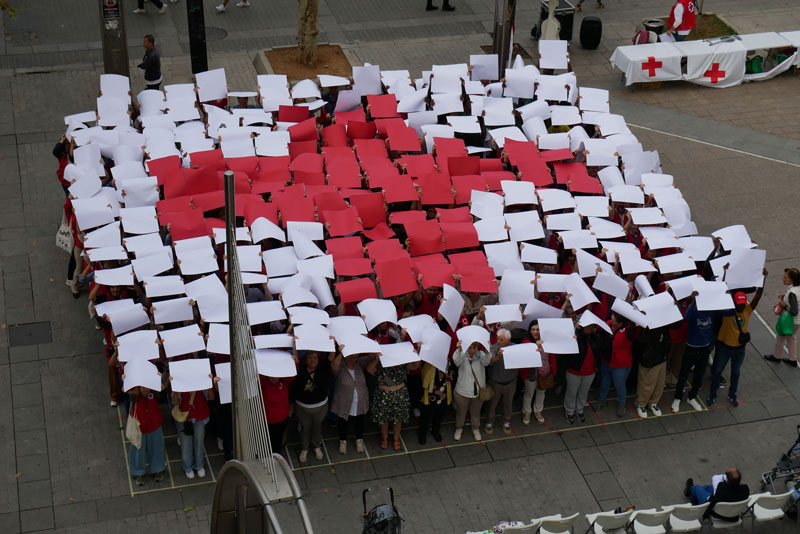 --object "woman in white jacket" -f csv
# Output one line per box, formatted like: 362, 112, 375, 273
773, 268, 800, 365
452, 341, 491, 442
